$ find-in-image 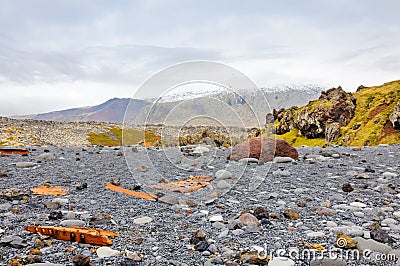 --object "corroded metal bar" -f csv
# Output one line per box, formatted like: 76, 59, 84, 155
24, 226, 118, 246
